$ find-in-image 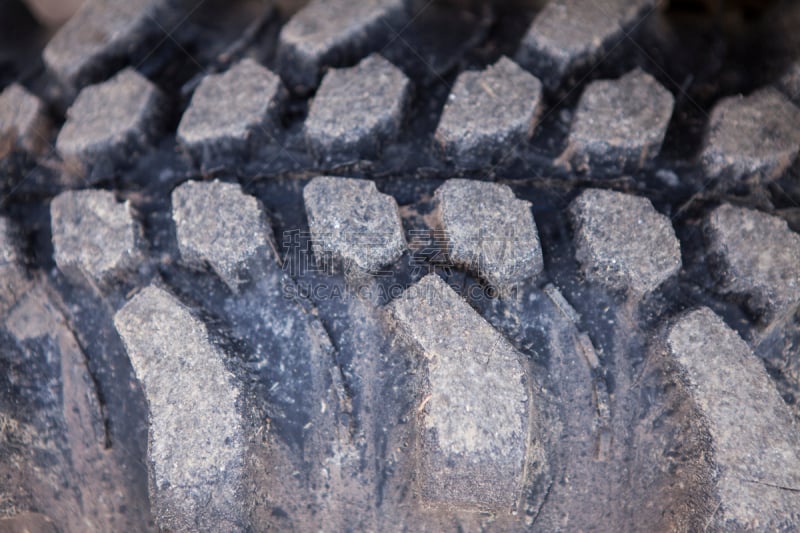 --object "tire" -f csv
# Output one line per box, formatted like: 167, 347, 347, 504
2, 0, 800, 531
